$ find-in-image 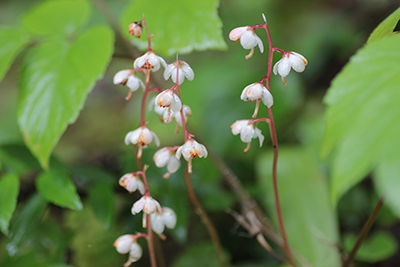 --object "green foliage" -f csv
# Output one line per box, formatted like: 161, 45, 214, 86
171, 242, 221, 267
121, 0, 227, 56
36, 170, 82, 210
0, 173, 19, 235
367, 7, 400, 43
0, 28, 29, 82
343, 231, 397, 262
322, 32, 400, 206
88, 182, 114, 229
